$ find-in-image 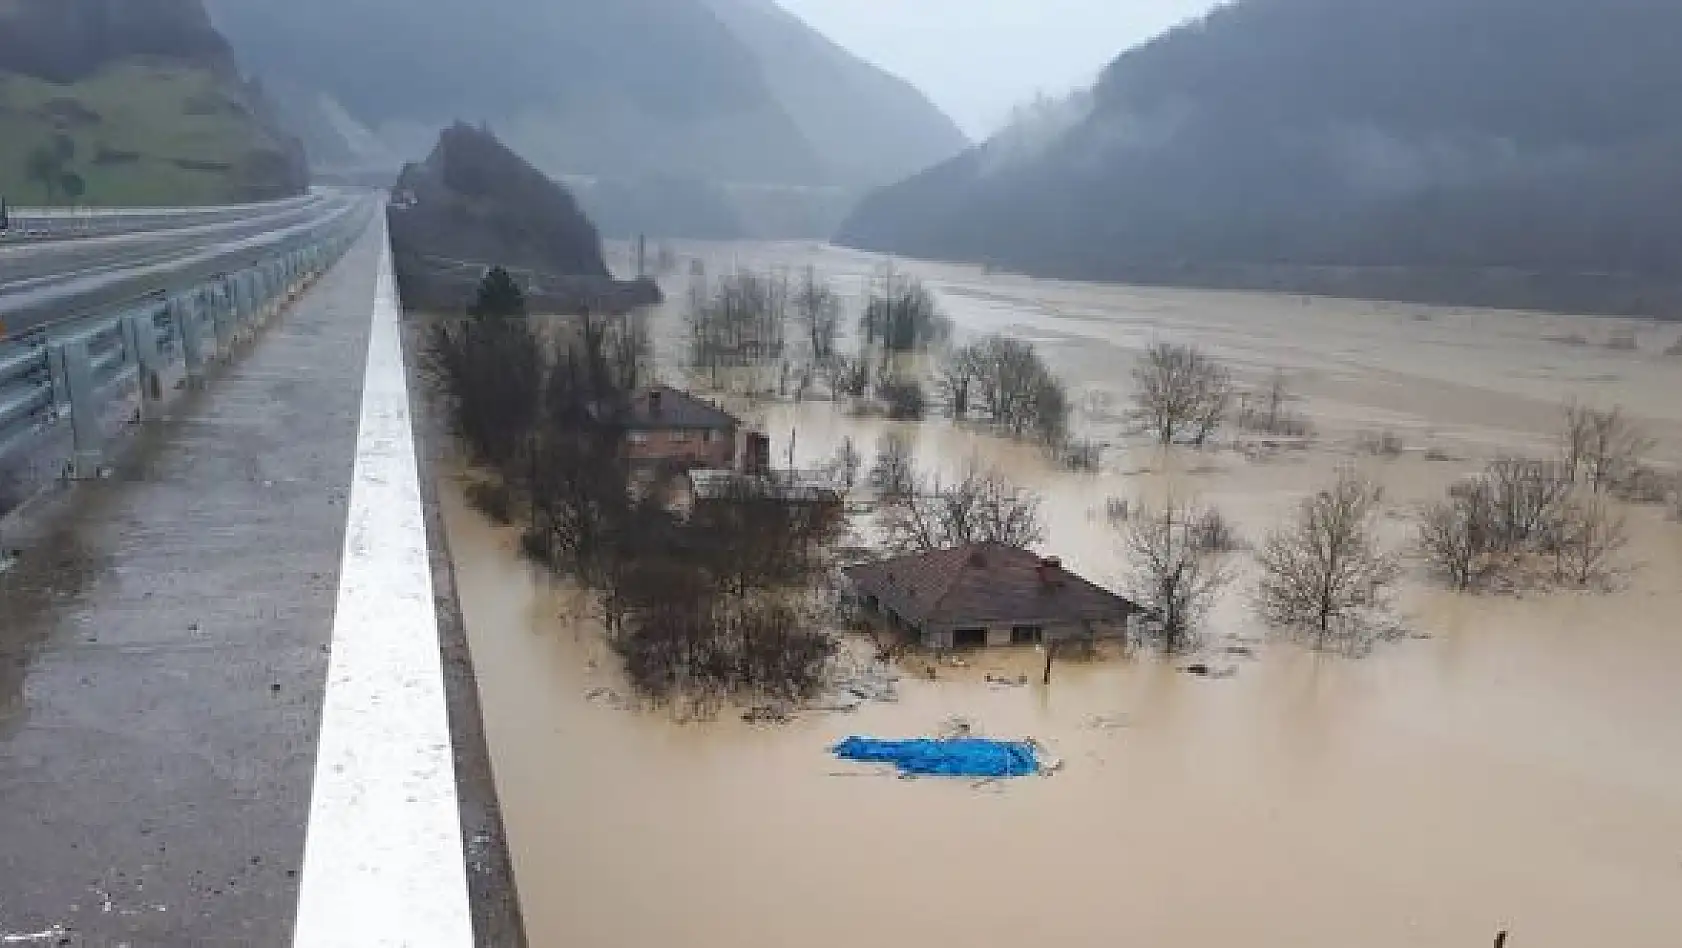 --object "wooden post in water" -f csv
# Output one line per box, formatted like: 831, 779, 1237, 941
1042, 639, 1057, 685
